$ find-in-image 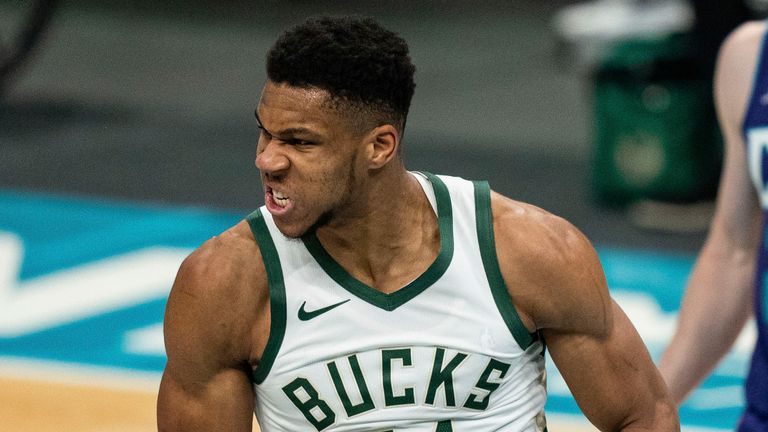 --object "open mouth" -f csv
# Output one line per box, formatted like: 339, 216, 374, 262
273, 190, 290, 207
267, 186, 291, 209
